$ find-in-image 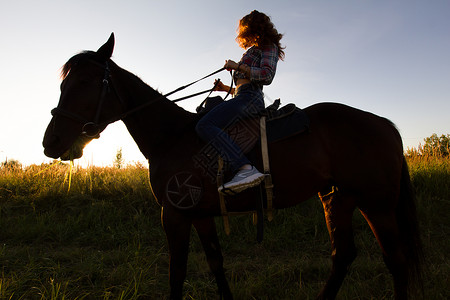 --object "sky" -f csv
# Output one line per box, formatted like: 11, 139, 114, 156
1, 0, 449, 167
